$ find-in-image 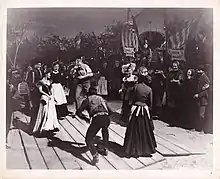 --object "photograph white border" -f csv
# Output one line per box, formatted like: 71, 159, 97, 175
0, 0, 219, 178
